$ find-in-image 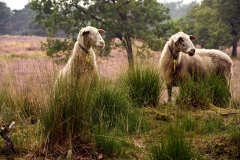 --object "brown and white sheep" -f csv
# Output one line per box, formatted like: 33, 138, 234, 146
158, 31, 233, 102
55, 26, 105, 86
